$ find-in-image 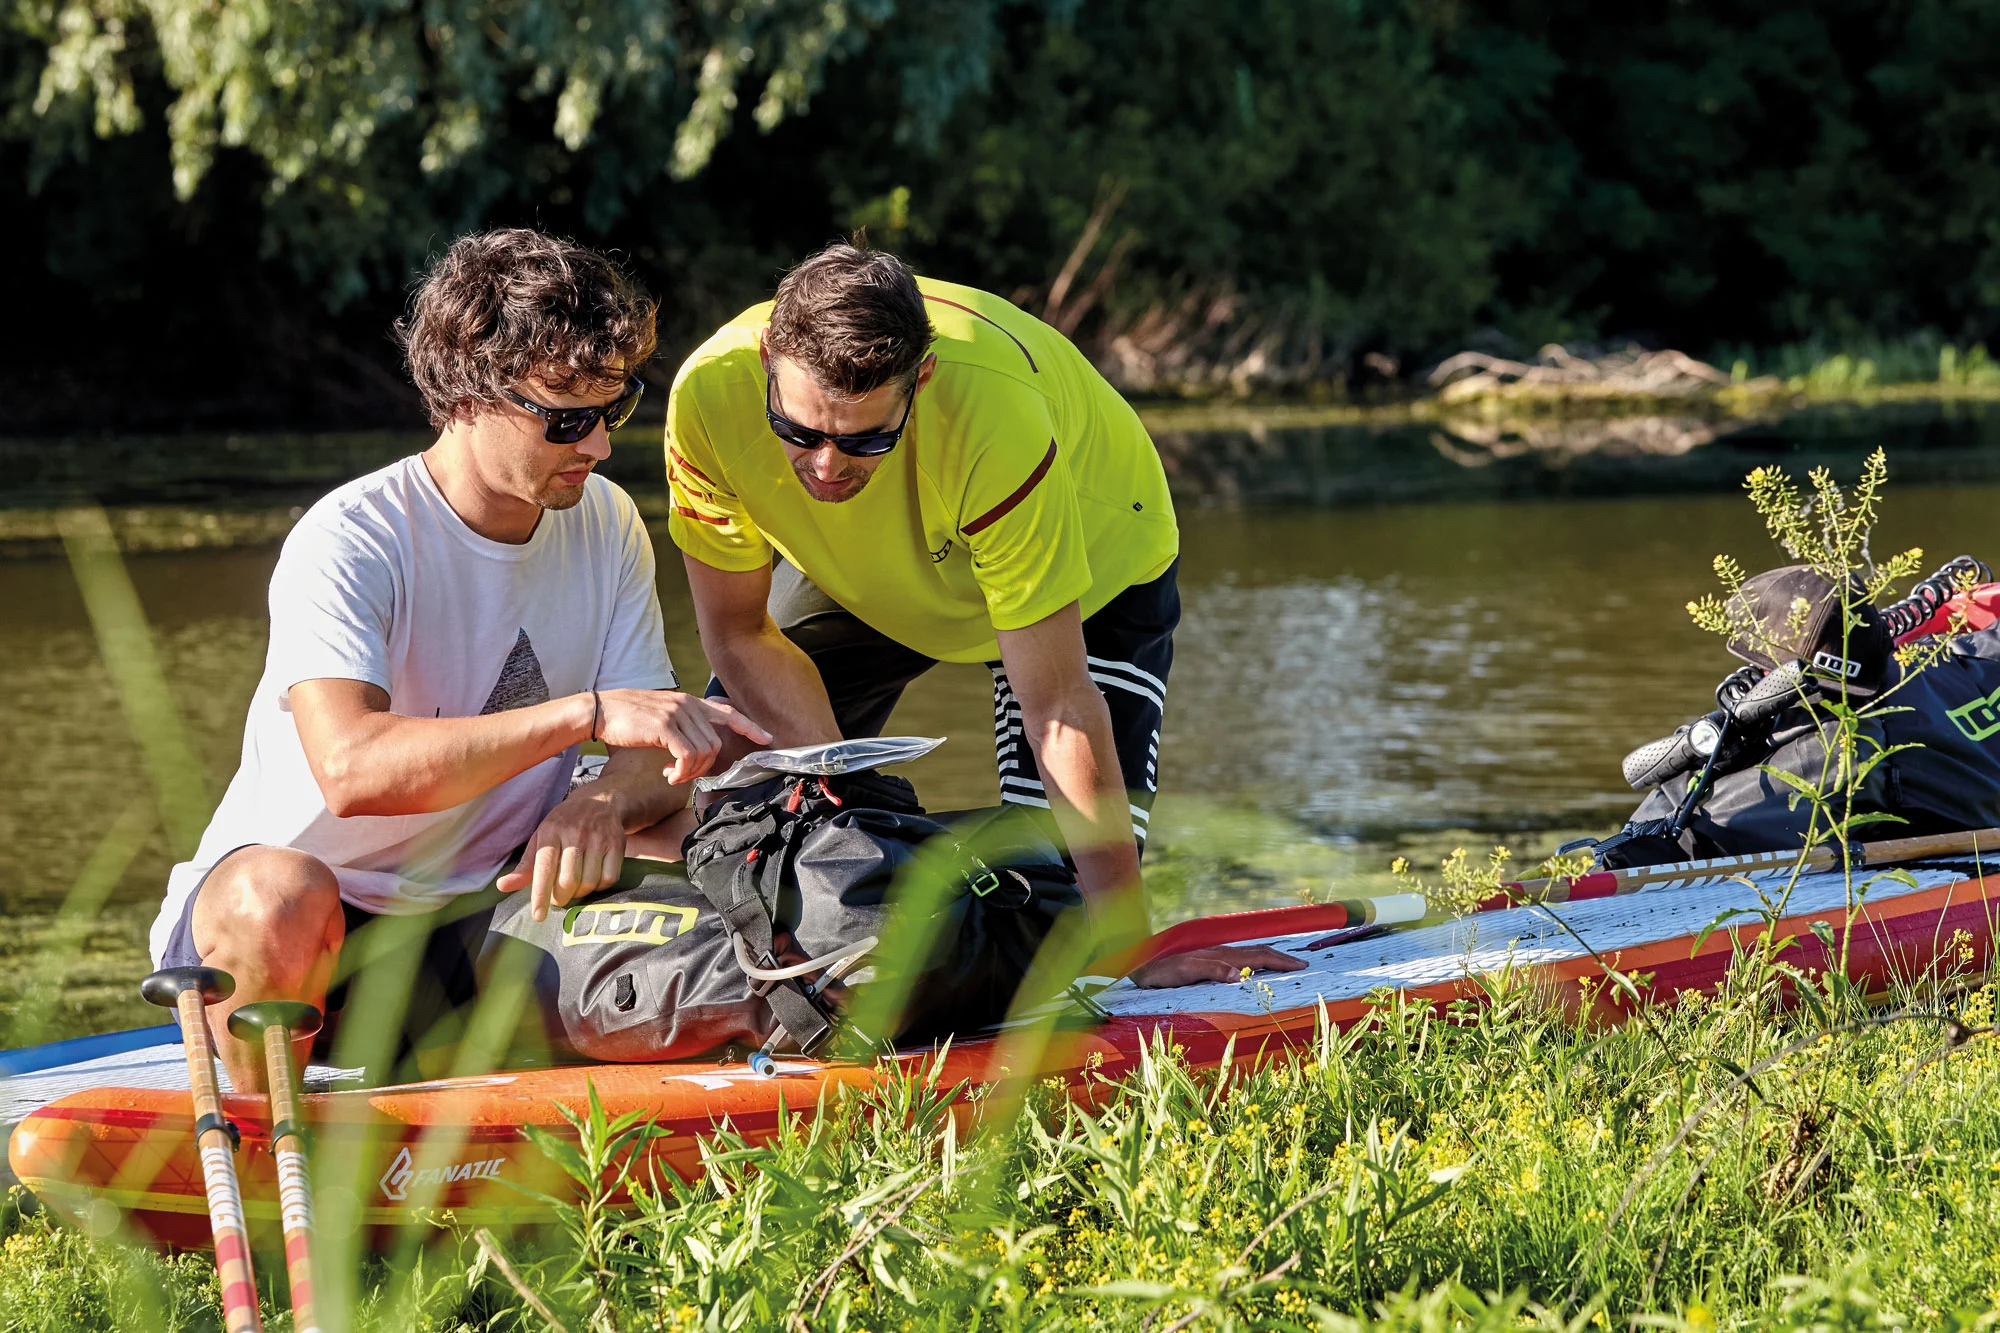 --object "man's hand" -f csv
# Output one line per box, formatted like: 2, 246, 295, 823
595, 689, 774, 785
497, 784, 629, 923
1129, 944, 1306, 989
